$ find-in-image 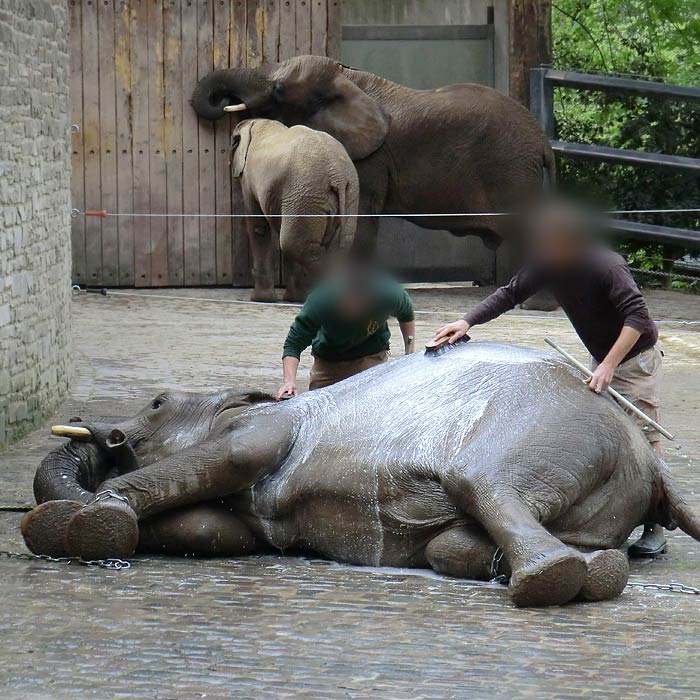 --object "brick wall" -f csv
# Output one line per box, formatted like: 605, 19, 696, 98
0, 0, 72, 447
